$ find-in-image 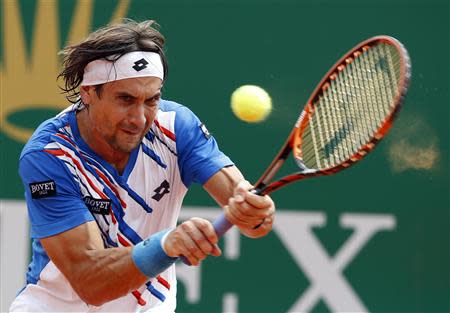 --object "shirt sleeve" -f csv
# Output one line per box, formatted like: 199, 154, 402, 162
19, 151, 94, 239
175, 107, 234, 187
